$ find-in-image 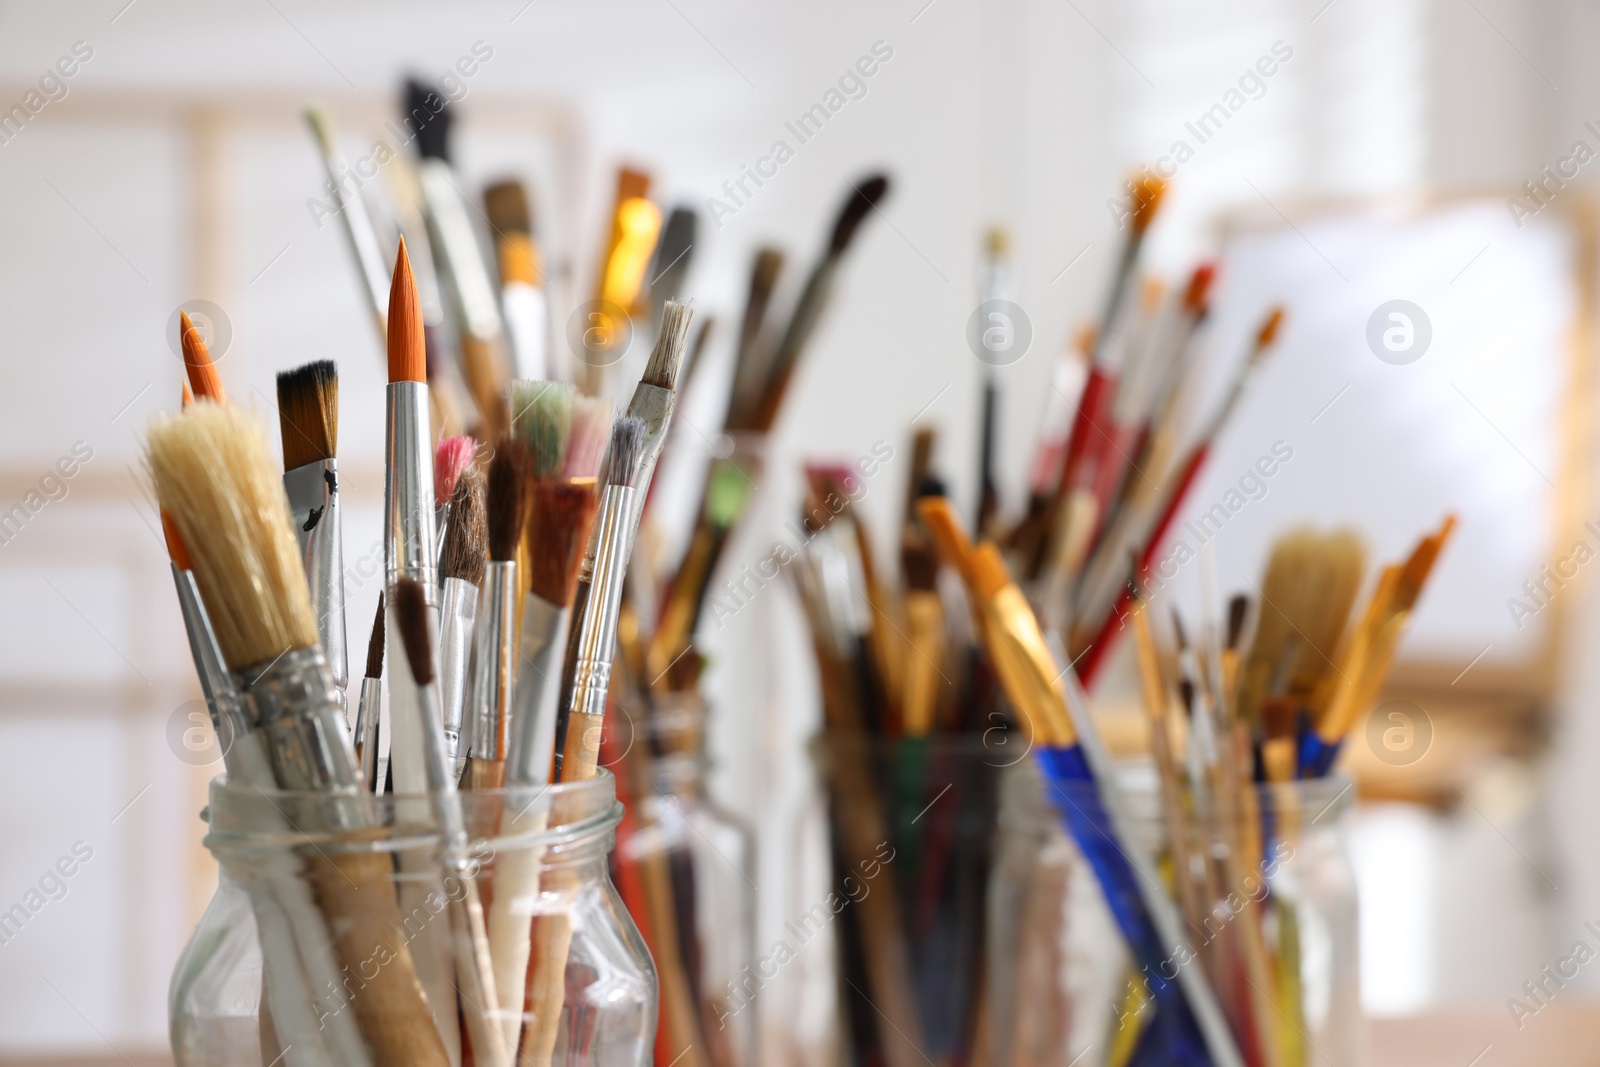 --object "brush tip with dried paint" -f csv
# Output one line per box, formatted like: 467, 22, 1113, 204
364, 593, 386, 680
179, 310, 226, 403
508, 379, 575, 480
563, 396, 615, 481
641, 300, 693, 390
392, 576, 435, 686
486, 439, 532, 563
275, 359, 339, 469
434, 435, 477, 508
606, 417, 646, 489
387, 238, 426, 384
440, 469, 487, 586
